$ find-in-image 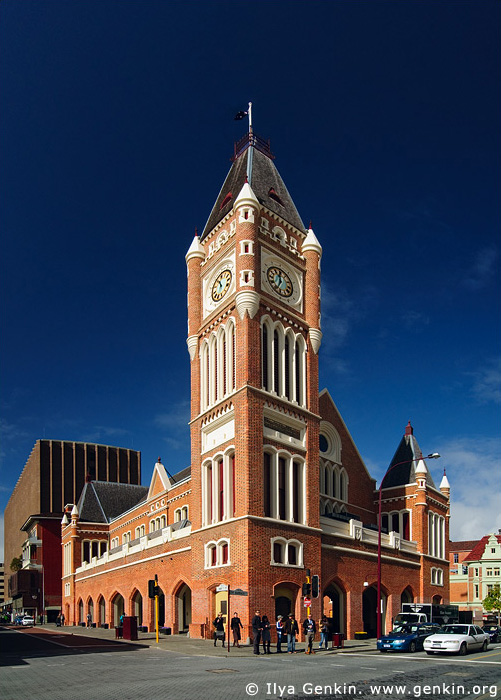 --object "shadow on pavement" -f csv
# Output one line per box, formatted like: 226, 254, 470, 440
0, 626, 147, 667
